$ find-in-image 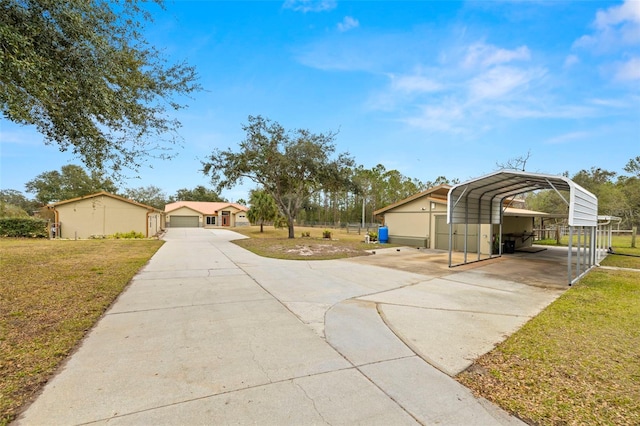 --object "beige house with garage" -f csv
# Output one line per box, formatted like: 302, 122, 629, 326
48, 192, 165, 239
164, 201, 249, 228
374, 185, 549, 254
